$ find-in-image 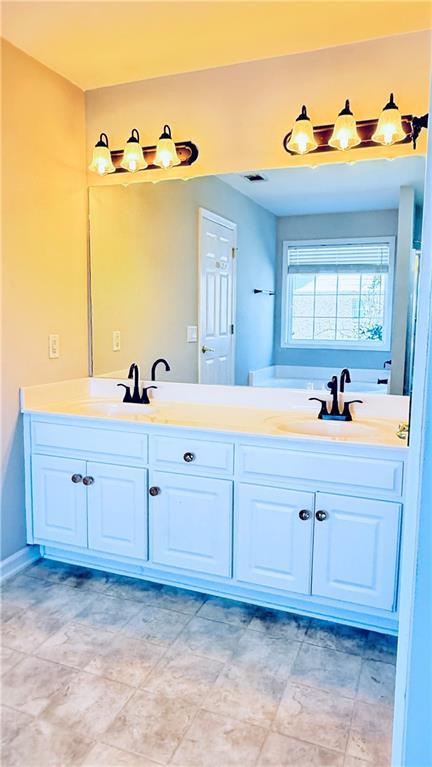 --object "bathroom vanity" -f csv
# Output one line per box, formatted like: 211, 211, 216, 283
21, 378, 409, 635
